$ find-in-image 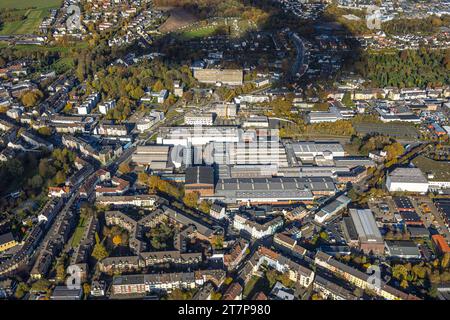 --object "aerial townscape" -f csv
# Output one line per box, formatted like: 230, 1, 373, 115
0, 0, 450, 303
